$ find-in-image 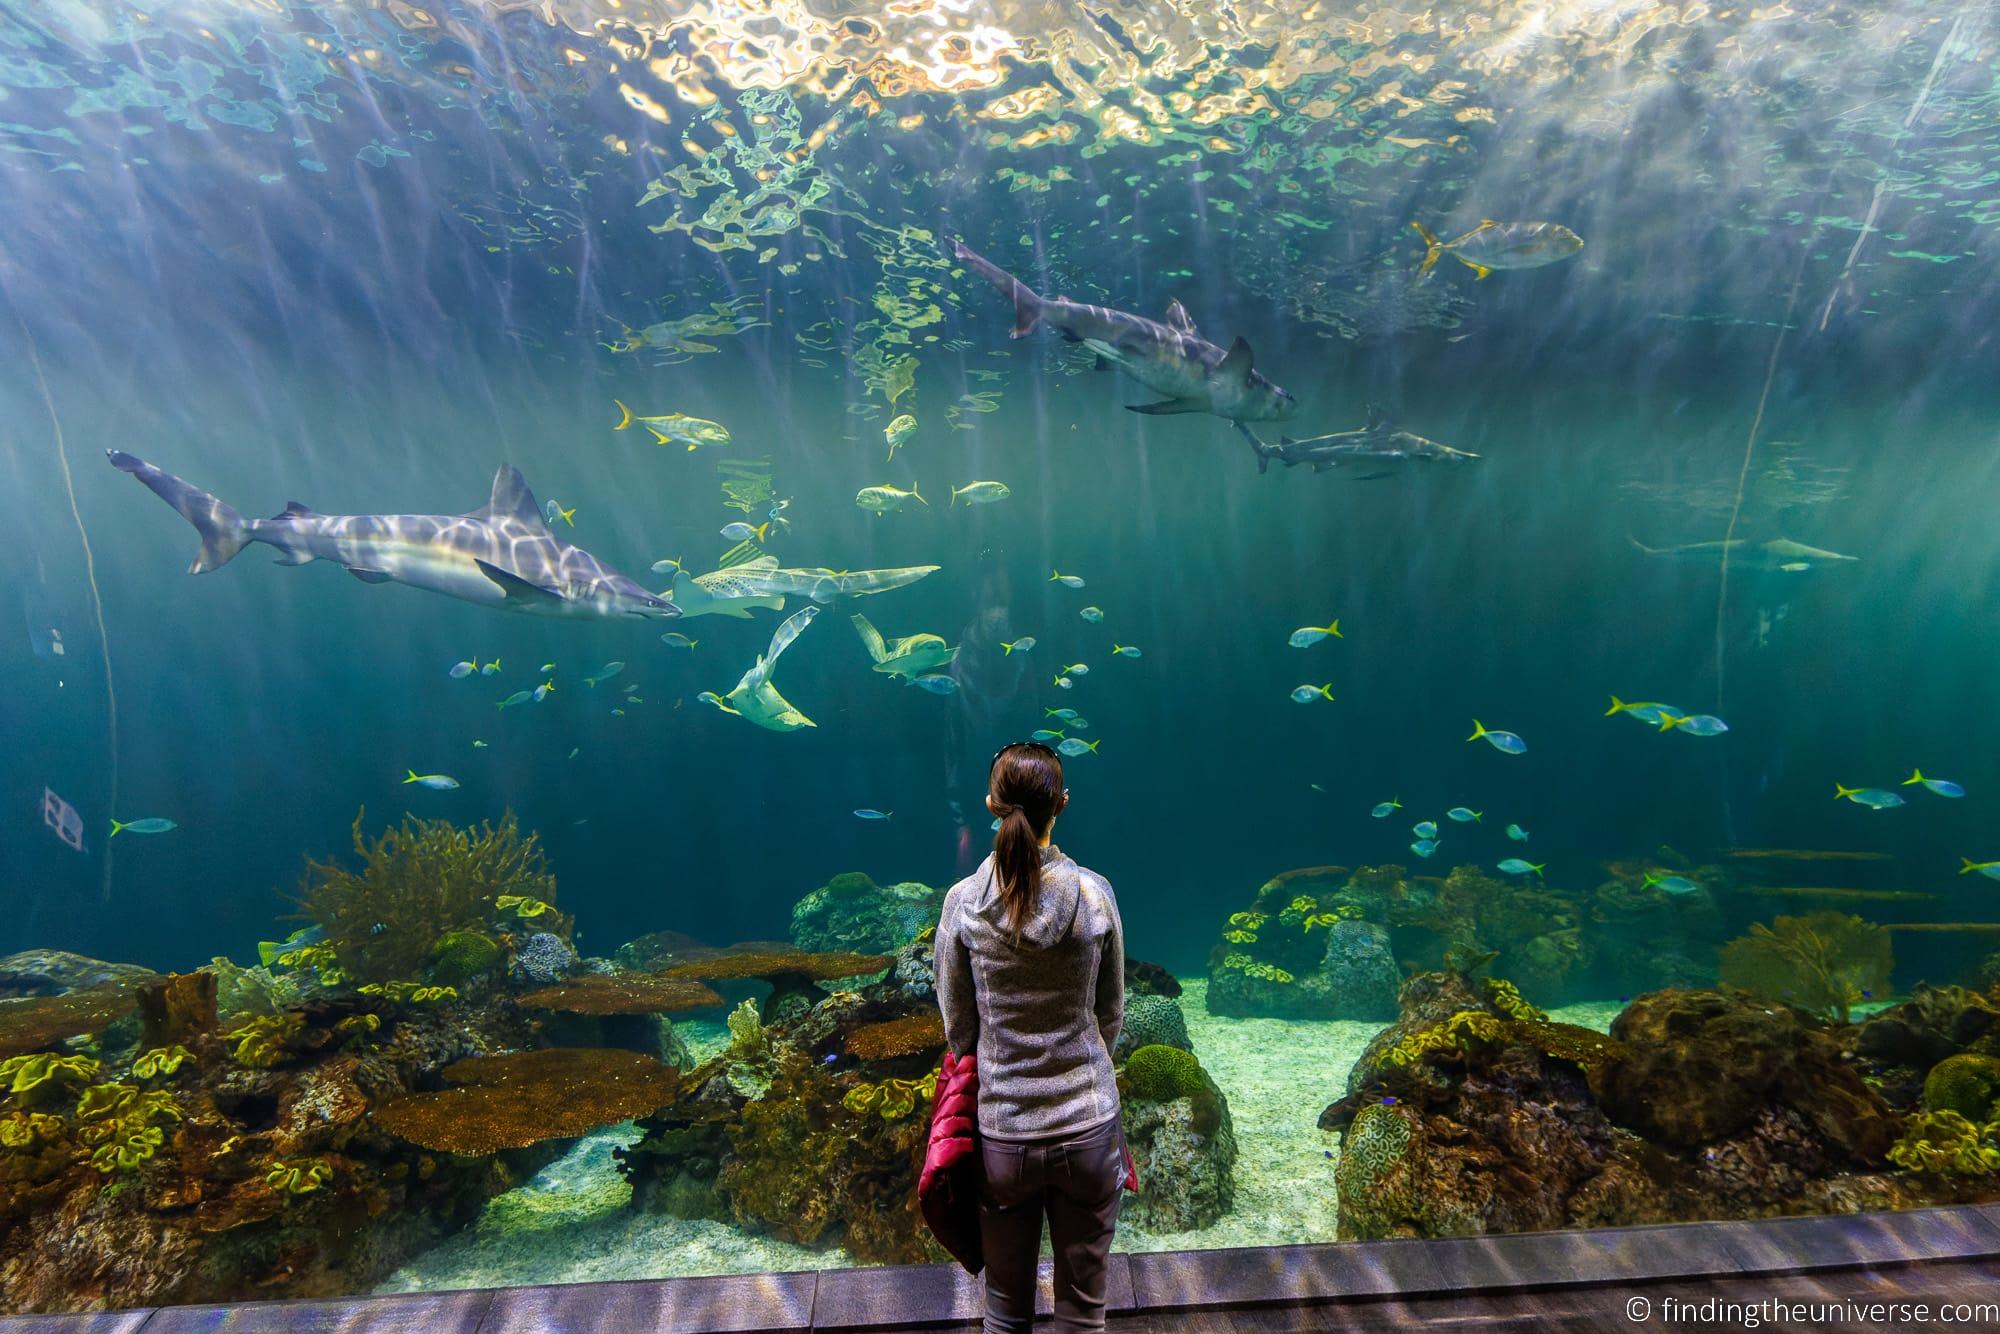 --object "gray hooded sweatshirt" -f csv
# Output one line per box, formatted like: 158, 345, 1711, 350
934, 845, 1124, 1140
